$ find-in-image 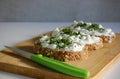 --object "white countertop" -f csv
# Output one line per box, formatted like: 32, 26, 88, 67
0, 22, 120, 79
